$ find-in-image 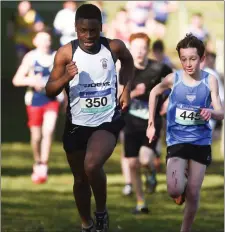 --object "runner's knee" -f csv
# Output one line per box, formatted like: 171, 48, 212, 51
31, 132, 41, 143
84, 160, 100, 177
128, 158, 139, 171
139, 146, 154, 166
167, 178, 185, 198
185, 183, 200, 202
